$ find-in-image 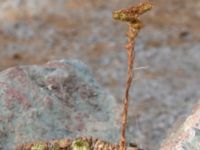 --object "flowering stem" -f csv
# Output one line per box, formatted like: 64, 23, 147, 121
112, 2, 153, 150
